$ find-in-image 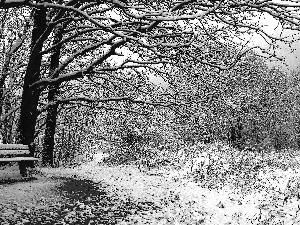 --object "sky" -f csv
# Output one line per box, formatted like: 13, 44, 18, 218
110, 7, 300, 89
250, 13, 300, 72
268, 42, 300, 71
